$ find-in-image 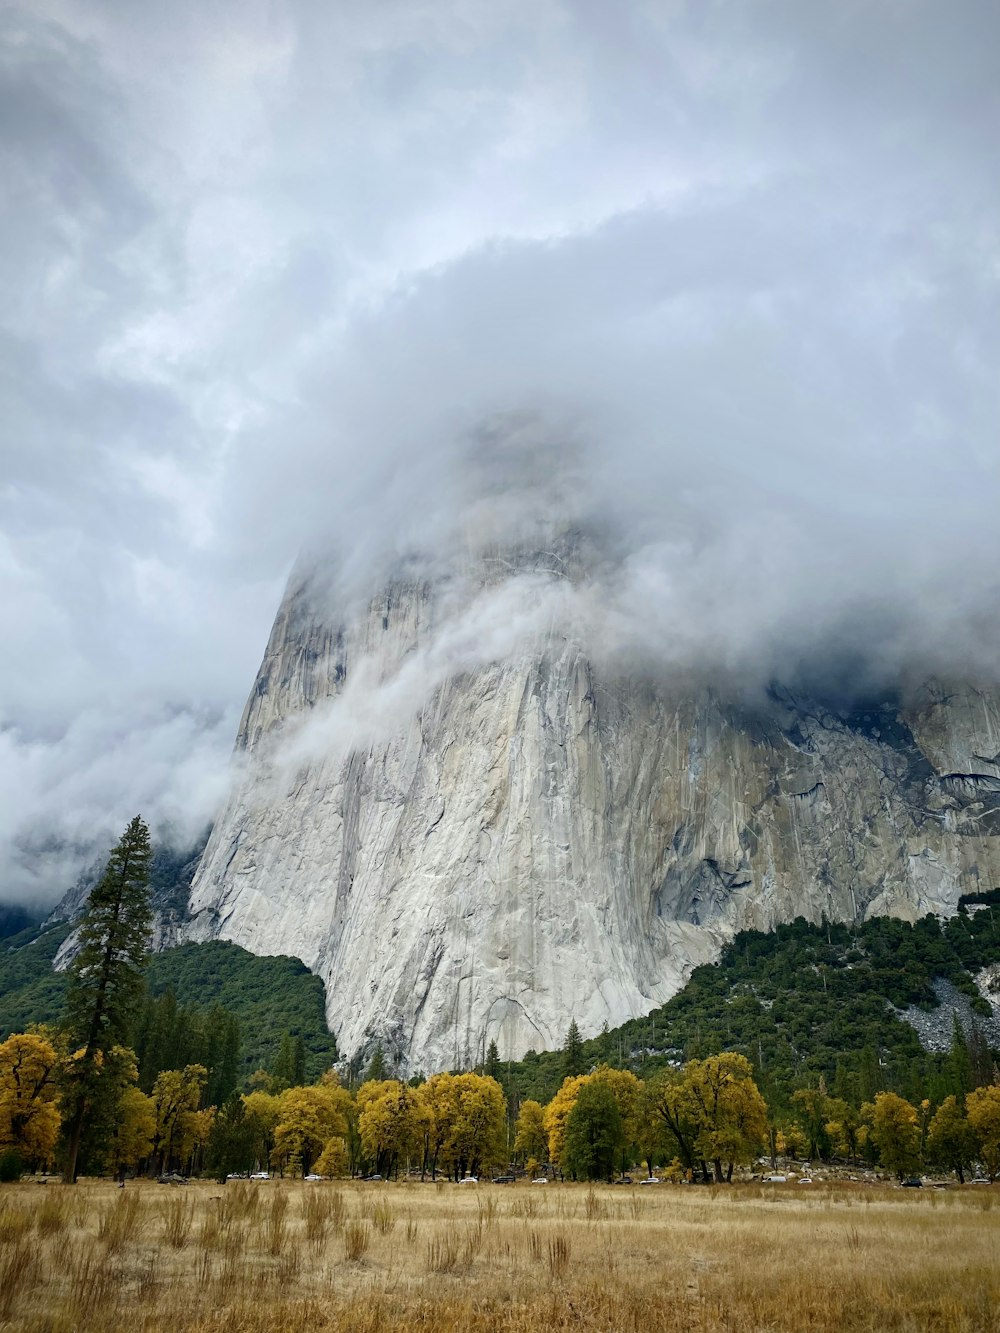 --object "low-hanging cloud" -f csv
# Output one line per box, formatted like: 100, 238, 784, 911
1, 0, 998, 904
